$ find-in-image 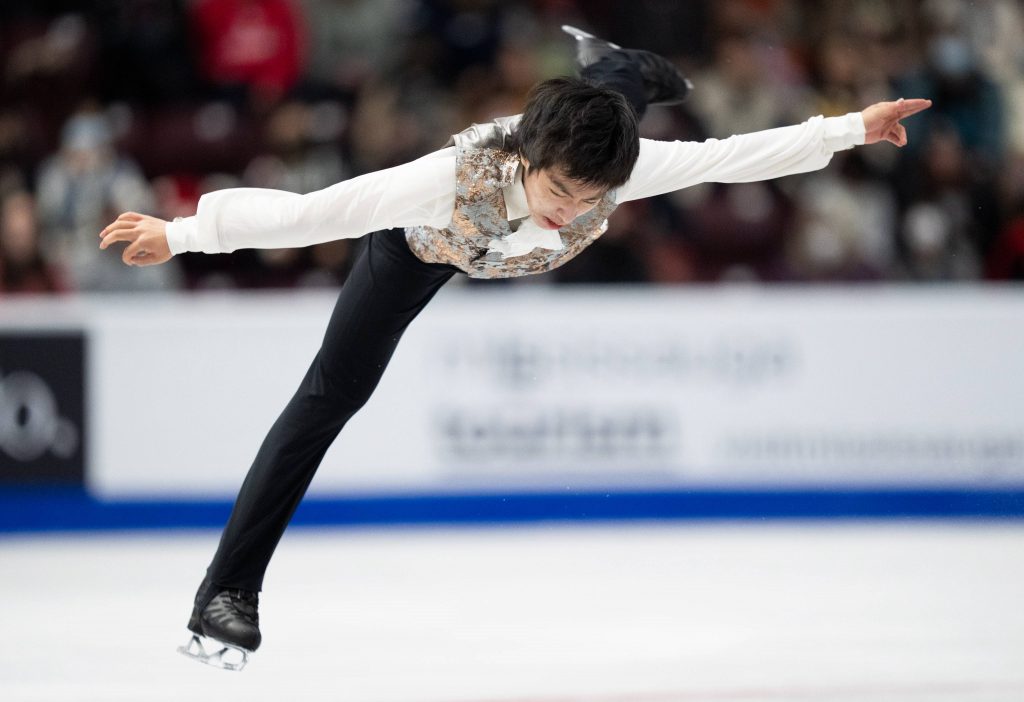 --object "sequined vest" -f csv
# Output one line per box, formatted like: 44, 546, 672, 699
404, 117, 619, 279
